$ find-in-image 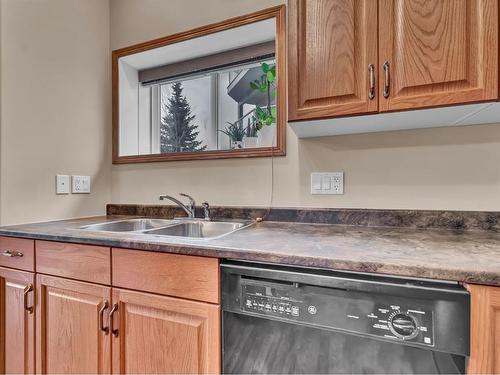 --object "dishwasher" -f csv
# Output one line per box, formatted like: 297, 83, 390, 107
221, 261, 470, 374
